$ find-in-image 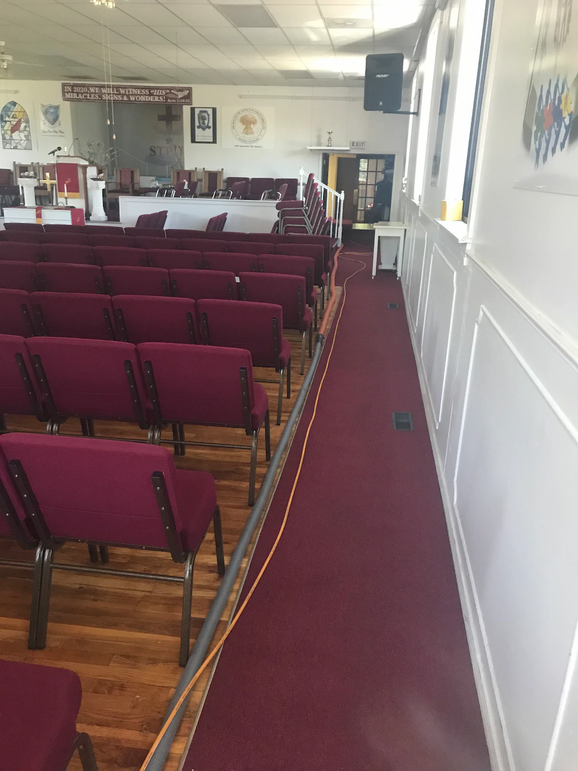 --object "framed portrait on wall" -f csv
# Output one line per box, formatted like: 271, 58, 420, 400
191, 107, 217, 144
